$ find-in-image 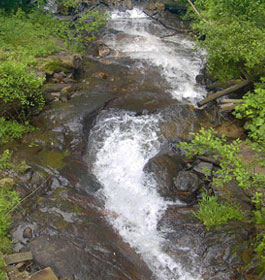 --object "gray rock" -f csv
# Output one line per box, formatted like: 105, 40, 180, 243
173, 171, 200, 202
193, 161, 213, 177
